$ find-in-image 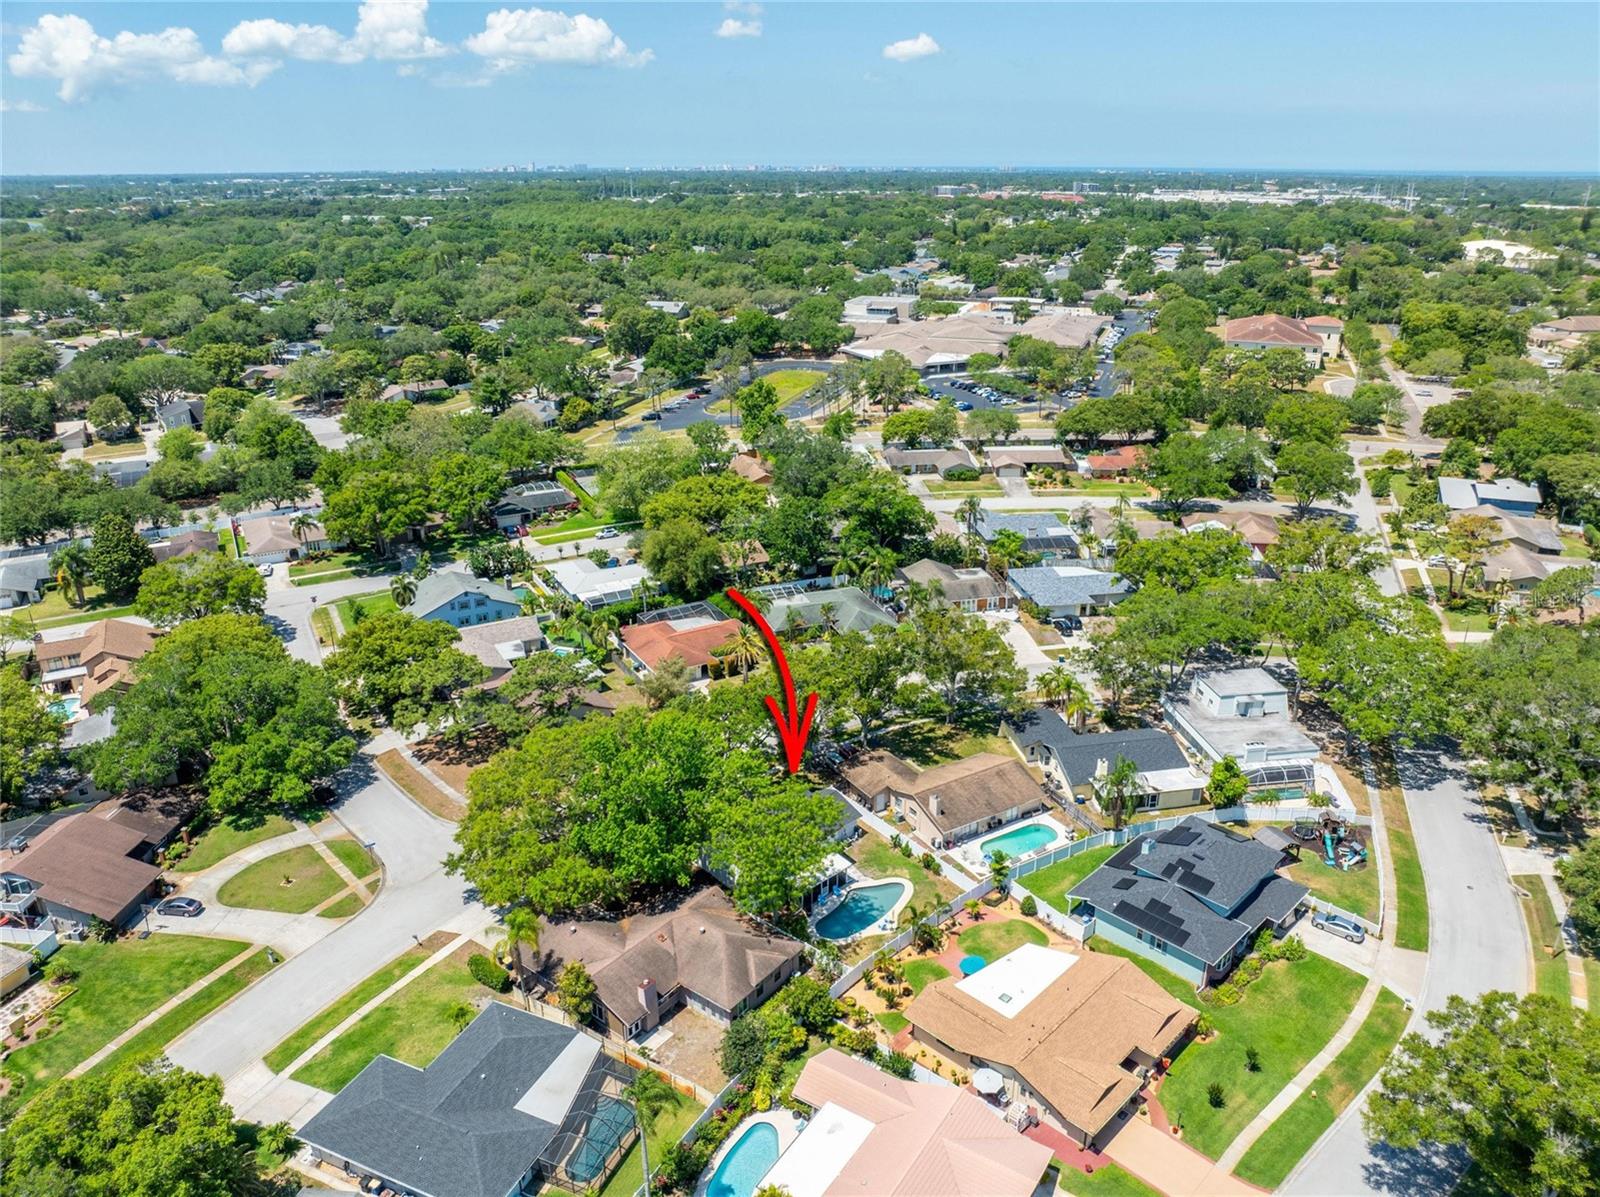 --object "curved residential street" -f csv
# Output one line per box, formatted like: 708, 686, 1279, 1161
1283, 743, 1529, 1196
163, 753, 485, 1105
